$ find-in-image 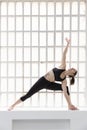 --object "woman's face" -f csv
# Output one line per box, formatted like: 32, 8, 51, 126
68, 68, 77, 76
